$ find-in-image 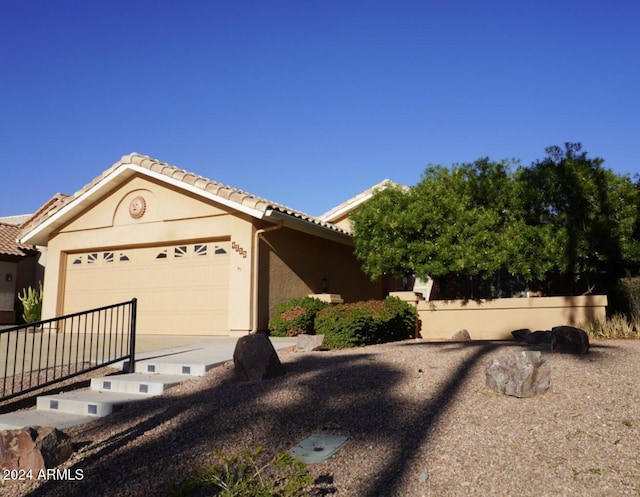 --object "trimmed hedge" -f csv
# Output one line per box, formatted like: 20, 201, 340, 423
314, 296, 416, 349
268, 297, 330, 337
